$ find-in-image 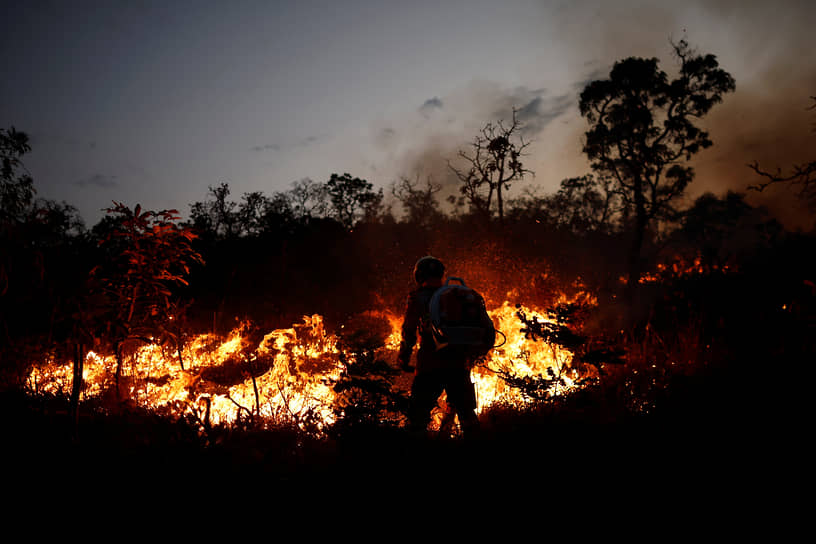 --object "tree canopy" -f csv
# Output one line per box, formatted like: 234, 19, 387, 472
579, 40, 735, 285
